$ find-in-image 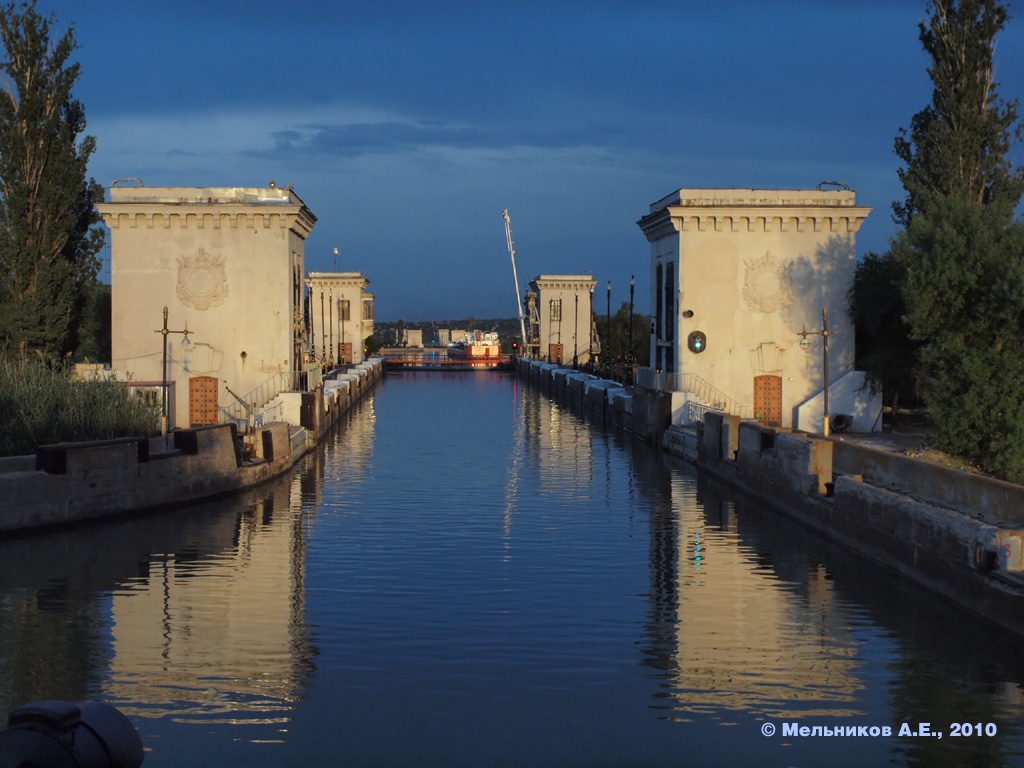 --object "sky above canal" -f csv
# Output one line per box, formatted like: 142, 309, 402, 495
39, 0, 1024, 321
